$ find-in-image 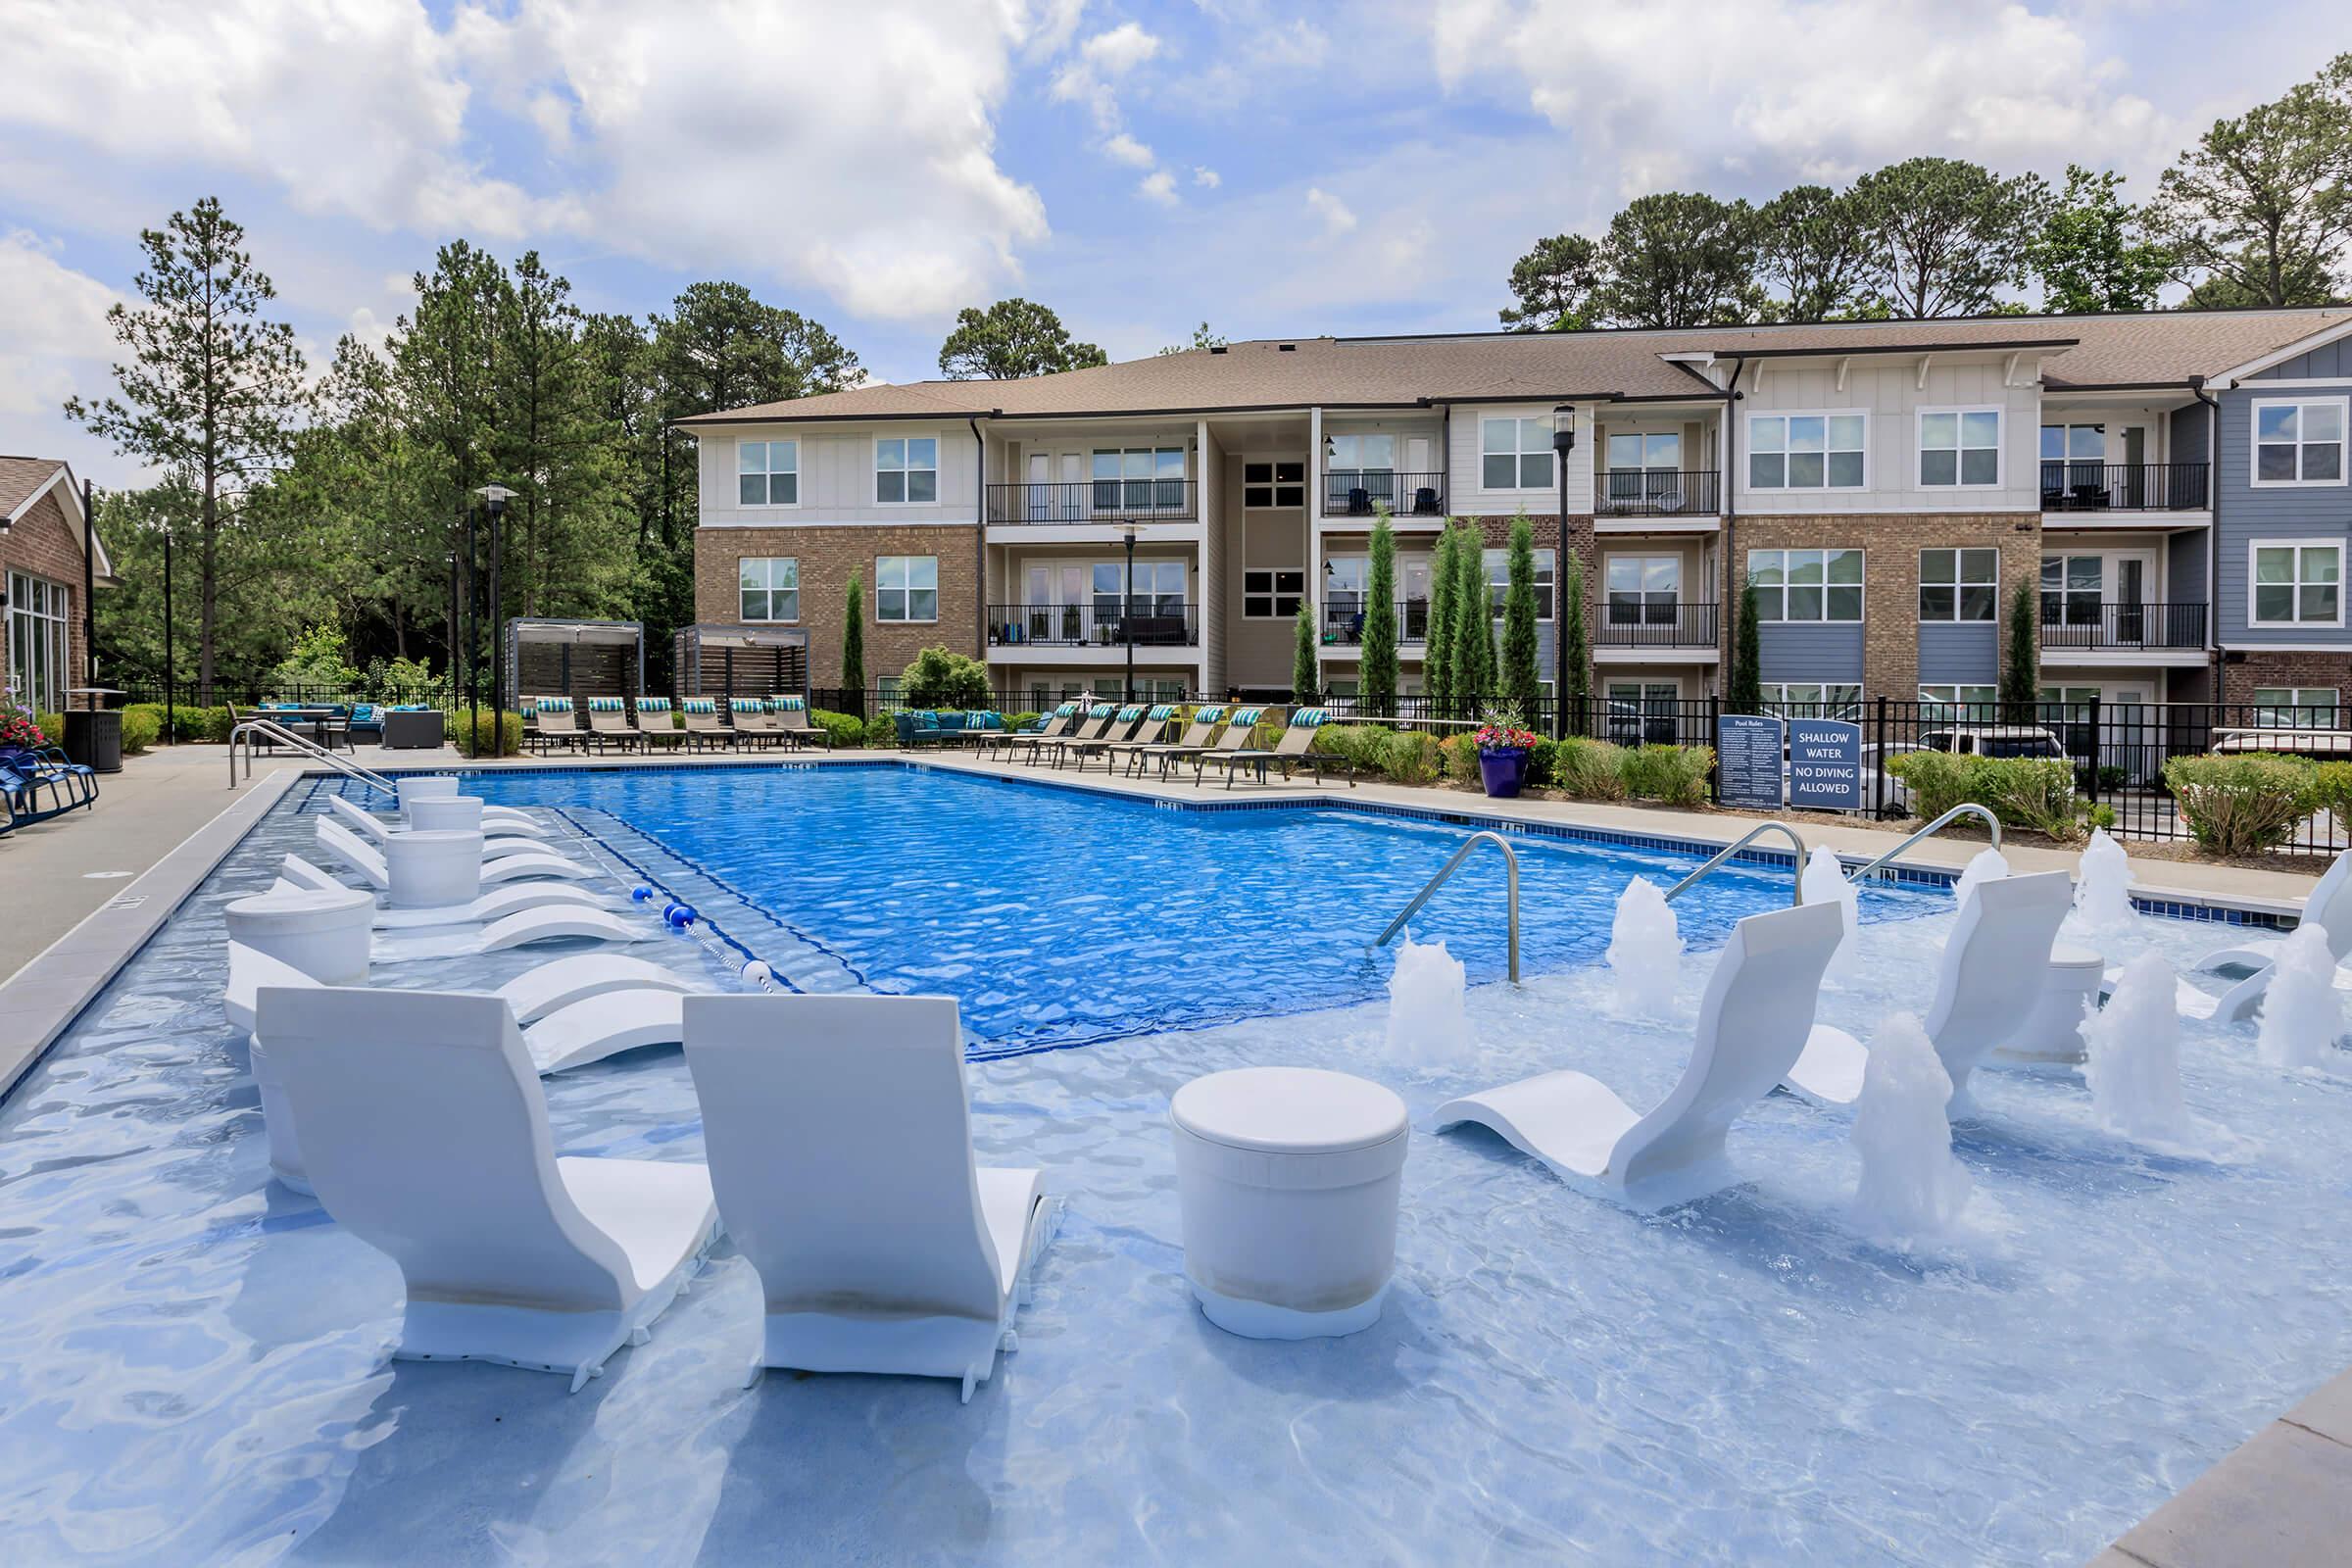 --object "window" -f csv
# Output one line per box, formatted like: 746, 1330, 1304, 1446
1919, 548, 1998, 621
876, 675, 901, 706
1606, 679, 1683, 745
1327, 434, 1395, 472
2040, 422, 2106, 489
7, 571, 70, 715
1092, 446, 1185, 510
736, 440, 798, 506
1605, 432, 1681, 473
2252, 687, 2340, 727
1243, 460, 1306, 509
2252, 398, 2347, 486
1747, 413, 1865, 490
1760, 682, 1862, 720
1483, 548, 1555, 619
875, 555, 938, 621
1746, 549, 1862, 621
1919, 684, 1998, 722
737, 558, 799, 621
875, 436, 939, 504
1920, 409, 2001, 487
2040, 555, 2105, 625
1480, 416, 1553, 490
1604, 556, 1680, 625
2250, 541, 2342, 626
1244, 567, 1304, 618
